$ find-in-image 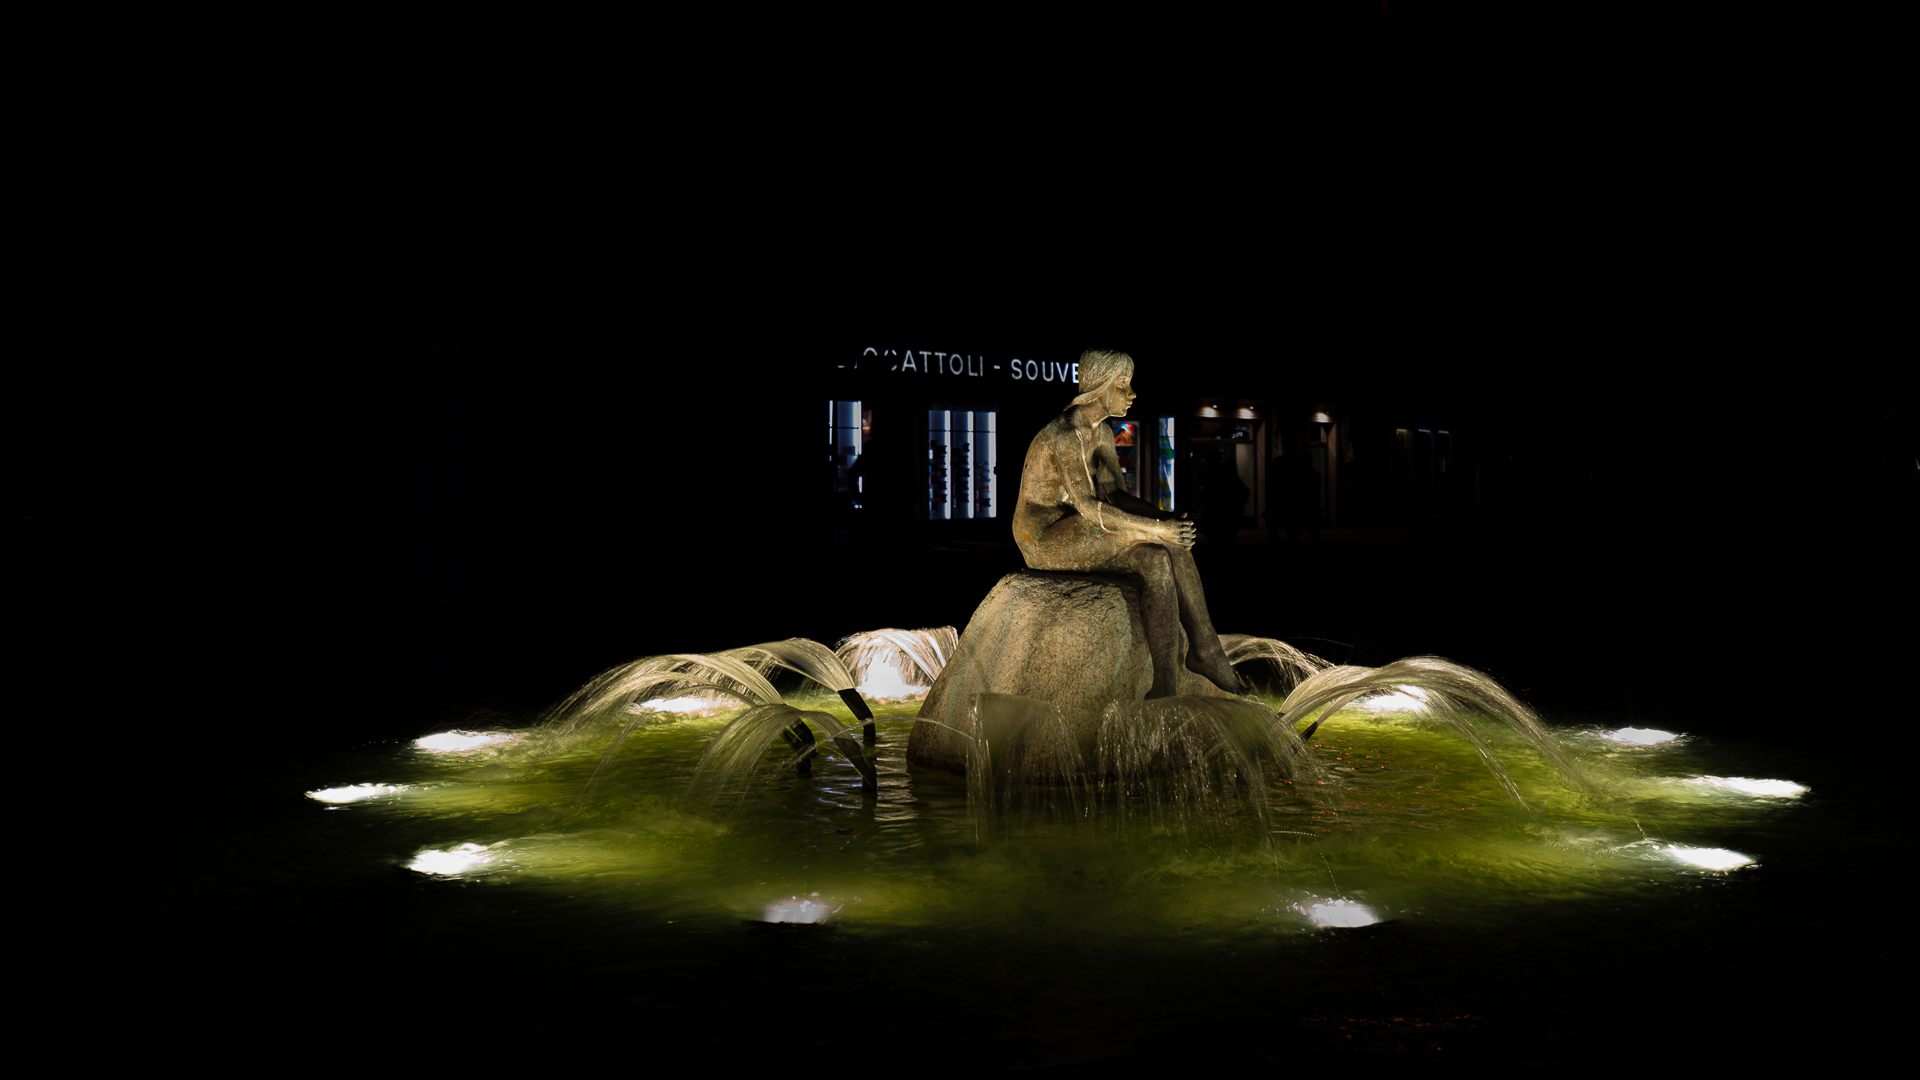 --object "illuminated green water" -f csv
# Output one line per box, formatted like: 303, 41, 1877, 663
303, 690, 1815, 951
244, 680, 1850, 1068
